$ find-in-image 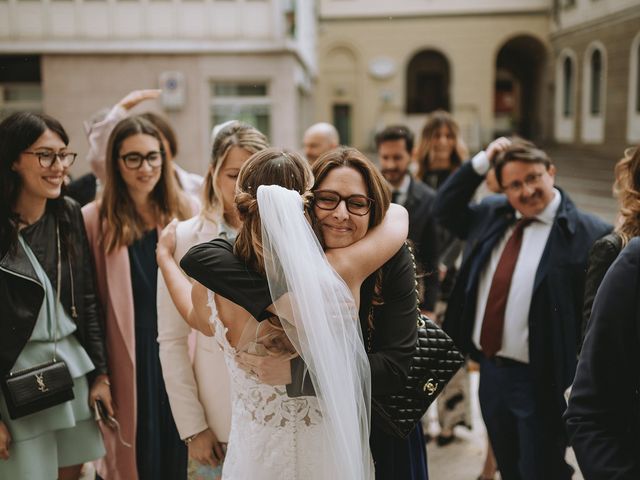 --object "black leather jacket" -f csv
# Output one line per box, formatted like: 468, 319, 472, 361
0, 197, 107, 392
